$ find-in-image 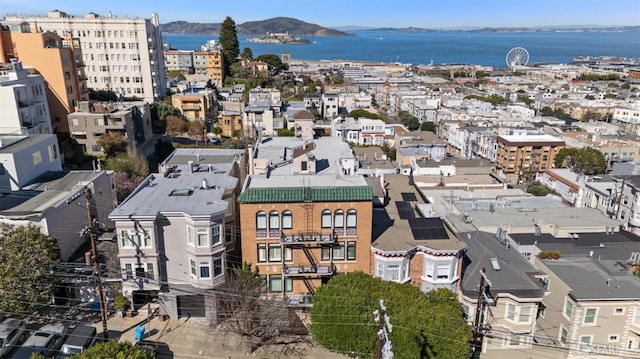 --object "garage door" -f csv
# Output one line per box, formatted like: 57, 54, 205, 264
176, 295, 205, 318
